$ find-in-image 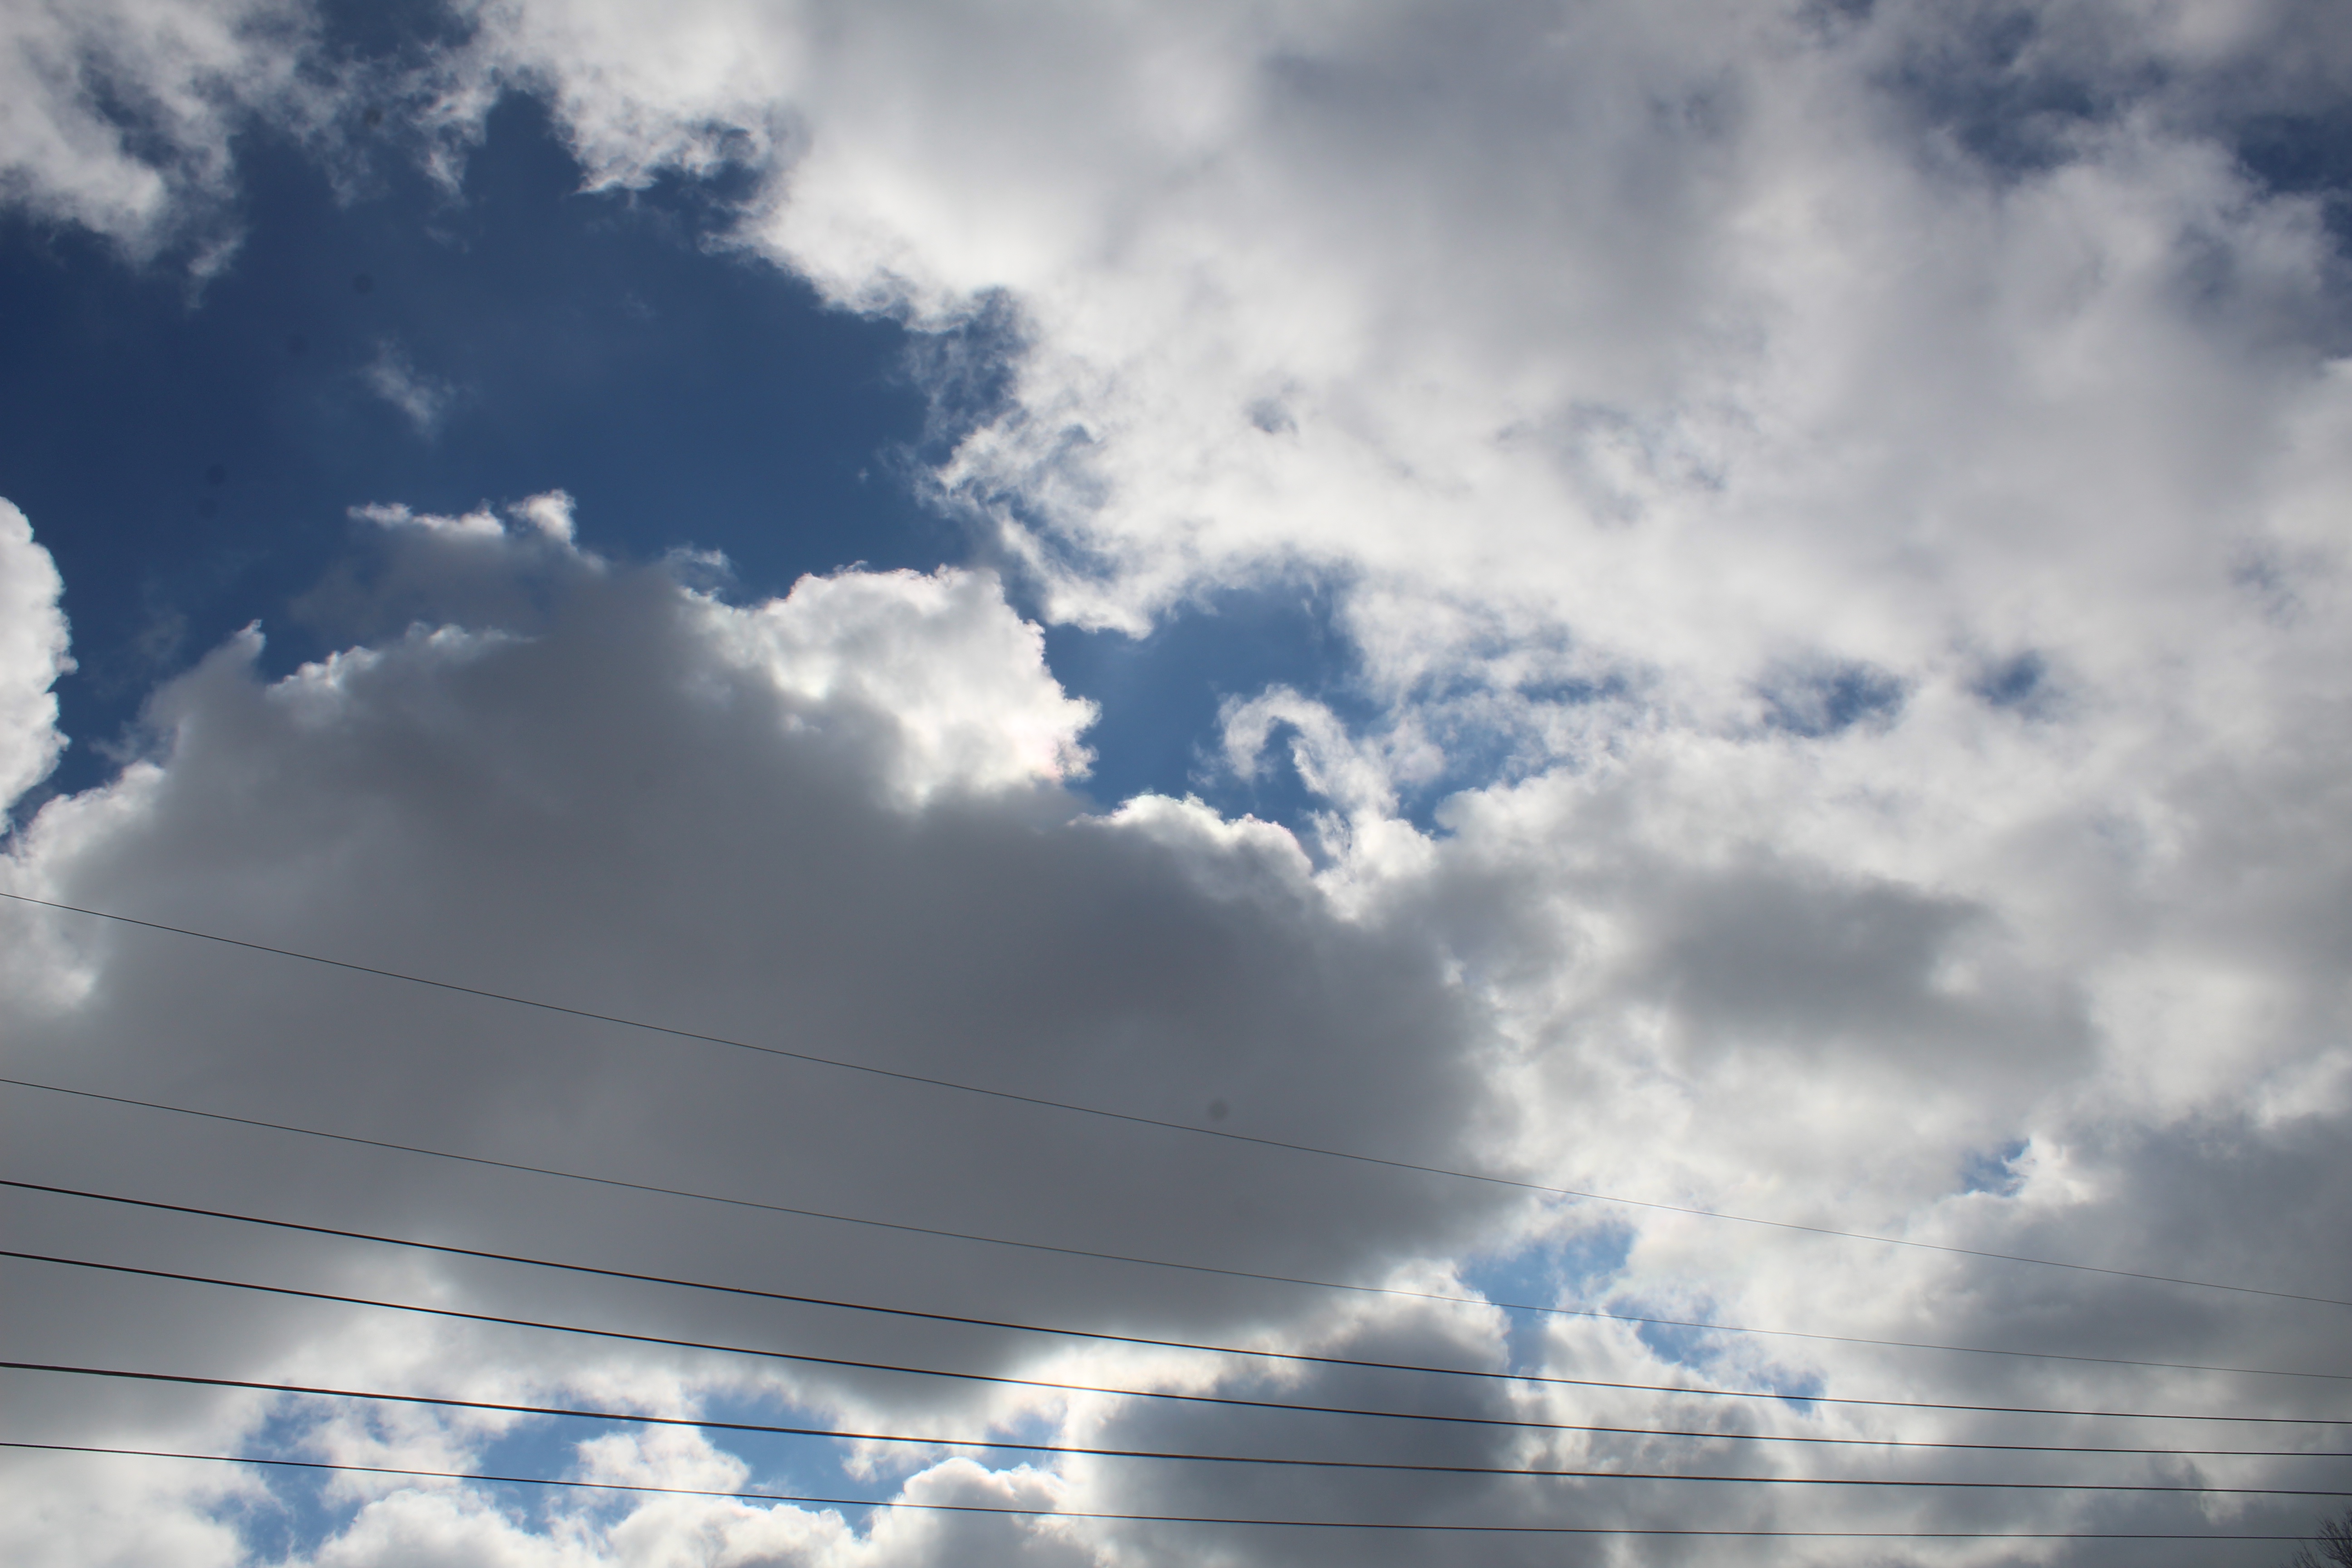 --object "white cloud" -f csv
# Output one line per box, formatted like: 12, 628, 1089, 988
694, 565, 1097, 804
511, 489, 578, 544
438, 3, 2352, 827
4, 2, 2352, 1563
0, 0, 322, 255
351, 499, 505, 539
0, 500, 70, 827
363, 340, 462, 438
4, 479, 2346, 1564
